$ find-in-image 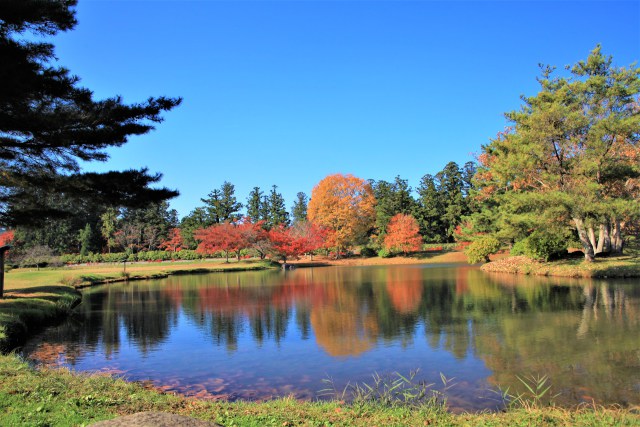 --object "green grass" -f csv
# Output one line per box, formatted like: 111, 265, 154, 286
4, 259, 280, 291
0, 354, 638, 427
482, 254, 640, 278
0, 286, 81, 352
